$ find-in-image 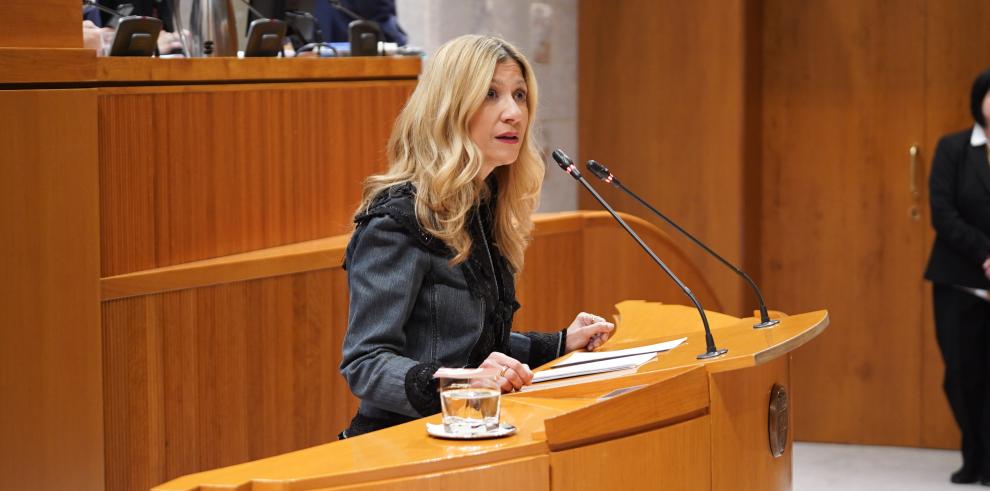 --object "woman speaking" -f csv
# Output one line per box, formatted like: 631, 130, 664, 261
339, 35, 614, 439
